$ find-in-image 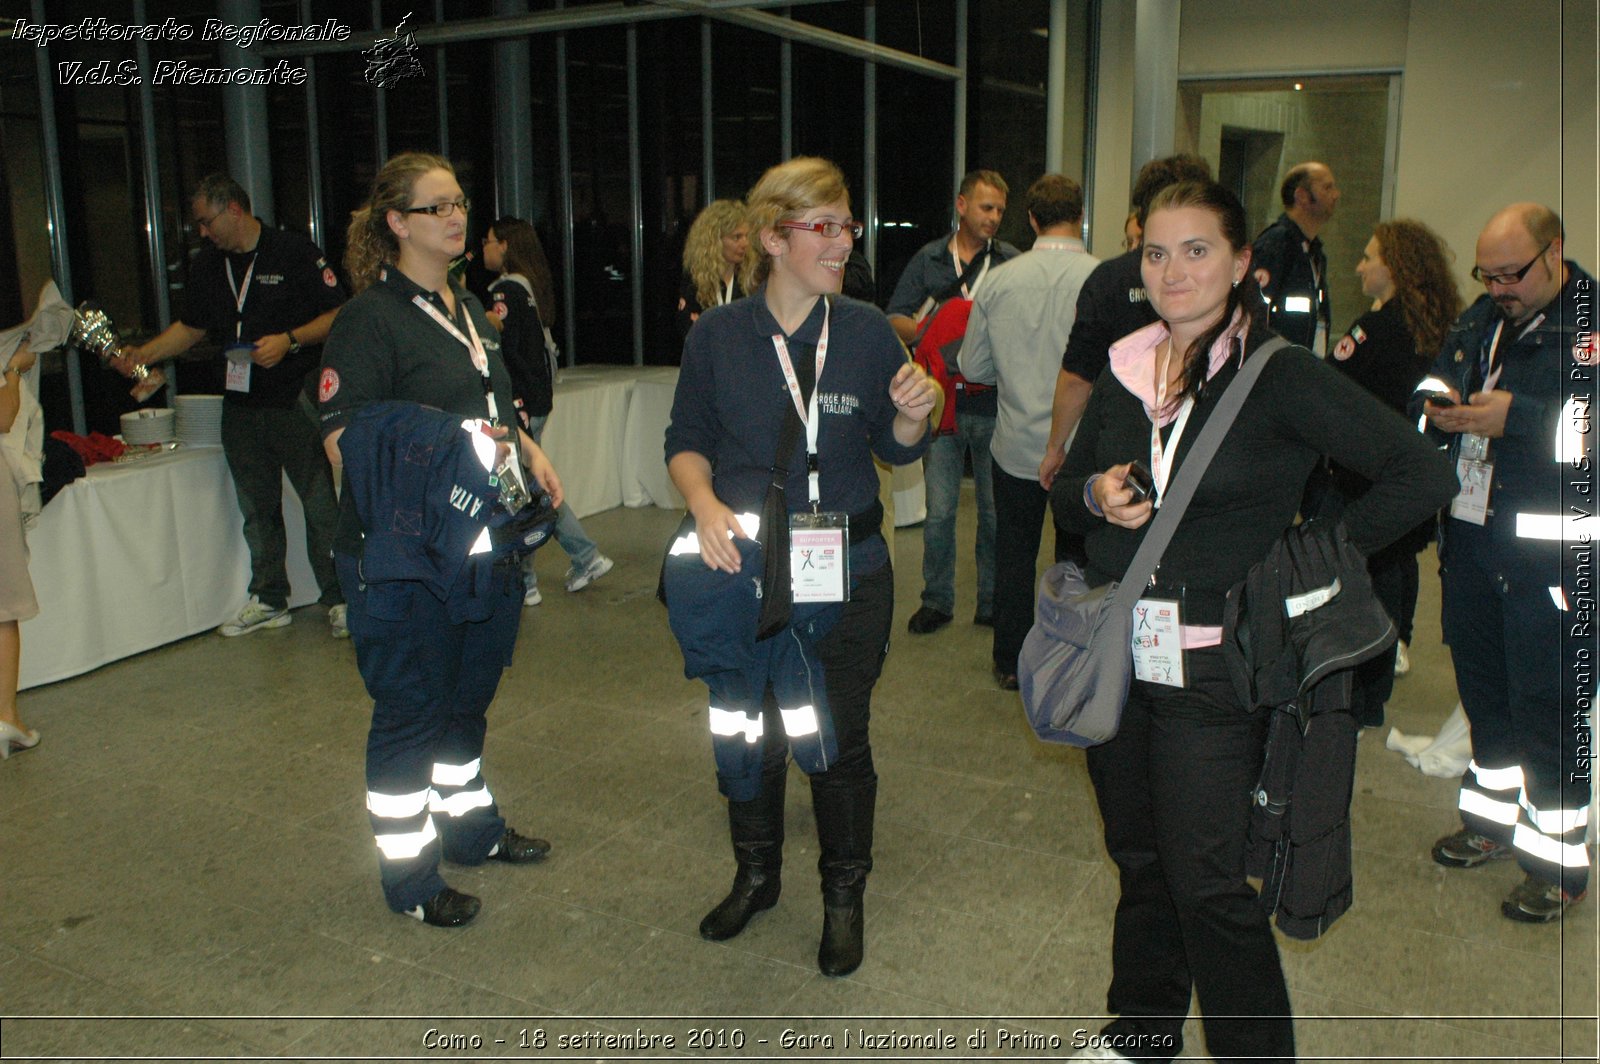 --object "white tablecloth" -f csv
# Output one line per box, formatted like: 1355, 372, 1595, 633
620, 367, 684, 510
19, 446, 317, 690
536, 368, 635, 519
